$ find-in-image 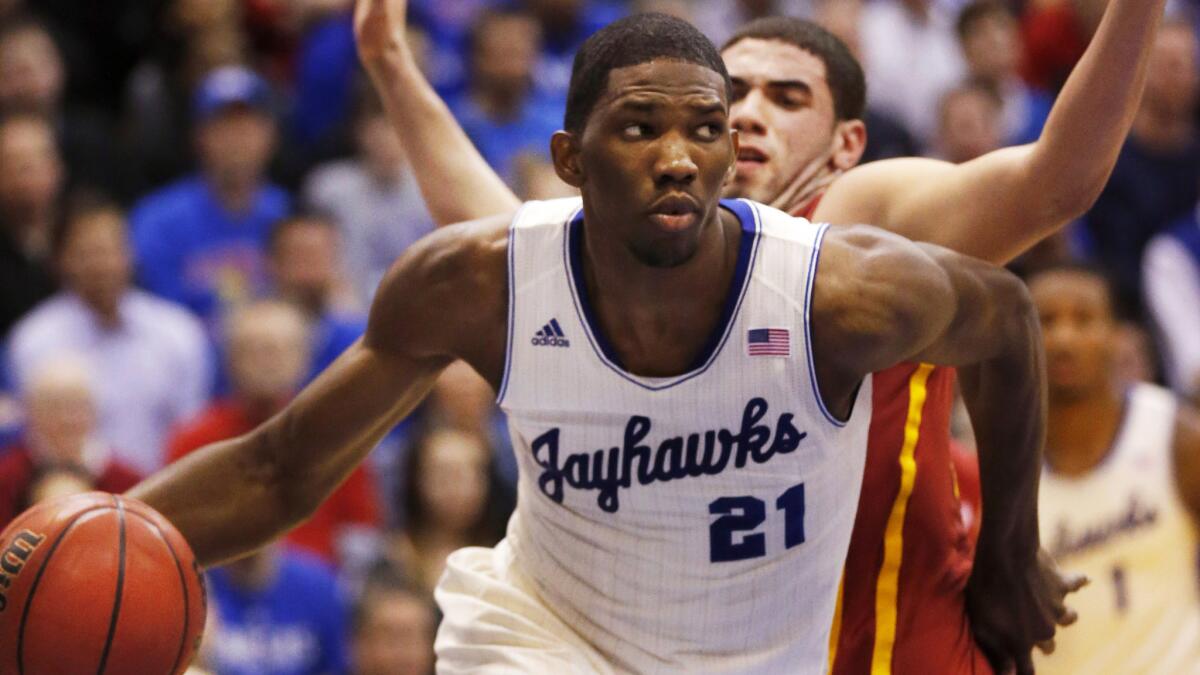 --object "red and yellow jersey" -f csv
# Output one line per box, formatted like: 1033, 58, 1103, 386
797, 198, 990, 674
829, 363, 991, 675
